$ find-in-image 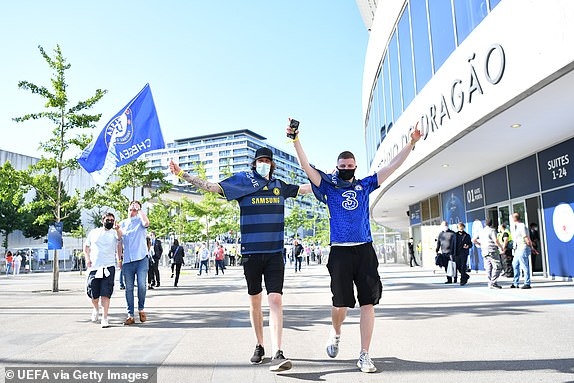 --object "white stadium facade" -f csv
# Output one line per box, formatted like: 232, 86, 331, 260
357, 0, 574, 278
